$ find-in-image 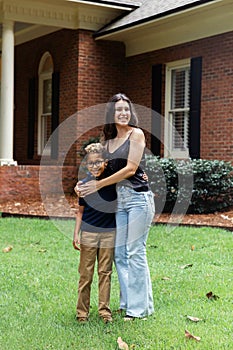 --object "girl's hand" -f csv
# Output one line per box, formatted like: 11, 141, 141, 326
78, 180, 98, 197
74, 181, 83, 196
73, 240, 80, 251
